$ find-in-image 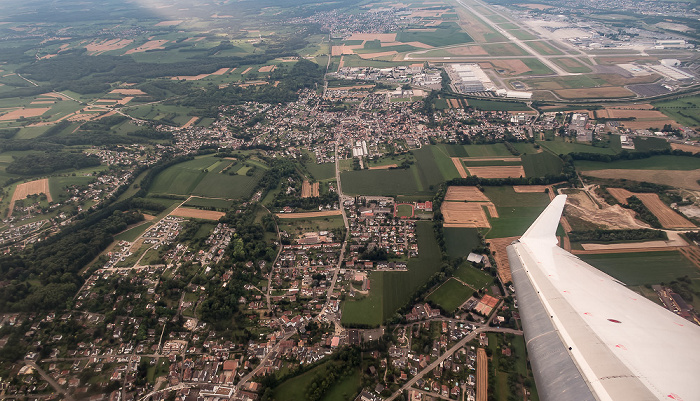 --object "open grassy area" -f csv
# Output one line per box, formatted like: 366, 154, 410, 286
579, 251, 700, 286
575, 155, 700, 171
443, 143, 512, 157
467, 98, 531, 111
453, 263, 493, 290
273, 361, 332, 401
397, 204, 413, 217
485, 206, 549, 239
444, 227, 481, 258
396, 22, 473, 47
304, 162, 336, 181
342, 146, 456, 196
148, 155, 265, 199
342, 271, 384, 327
427, 278, 472, 312
114, 221, 154, 242
483, 186, 550, 208
653, 95, 700, 127
278, 216, 345, 234
522, 151, 564, 177
320, 368, 361, 401
537, 139, 617, 156
632, 137, 670, 152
